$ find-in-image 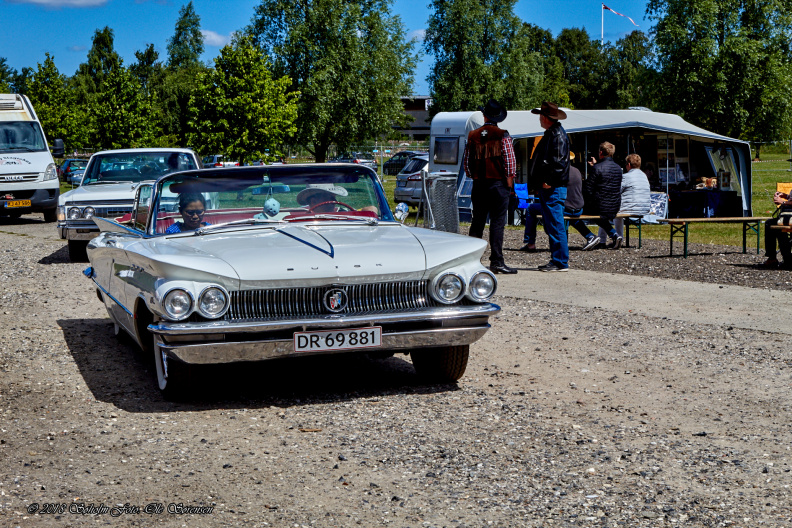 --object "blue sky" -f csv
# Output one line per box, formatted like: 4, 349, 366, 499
1, 0, 650, 95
